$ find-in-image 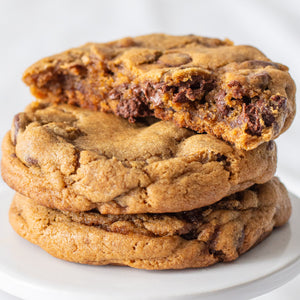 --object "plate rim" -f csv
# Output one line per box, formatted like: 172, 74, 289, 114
0, 187, 299, 300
